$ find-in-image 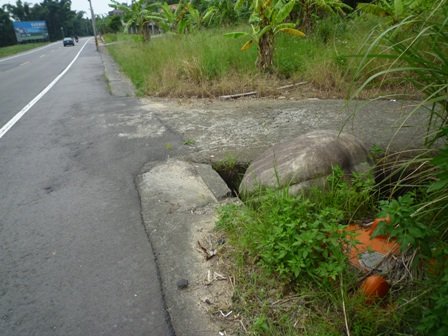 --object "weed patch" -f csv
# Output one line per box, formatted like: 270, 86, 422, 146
216, 165, 440, 334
